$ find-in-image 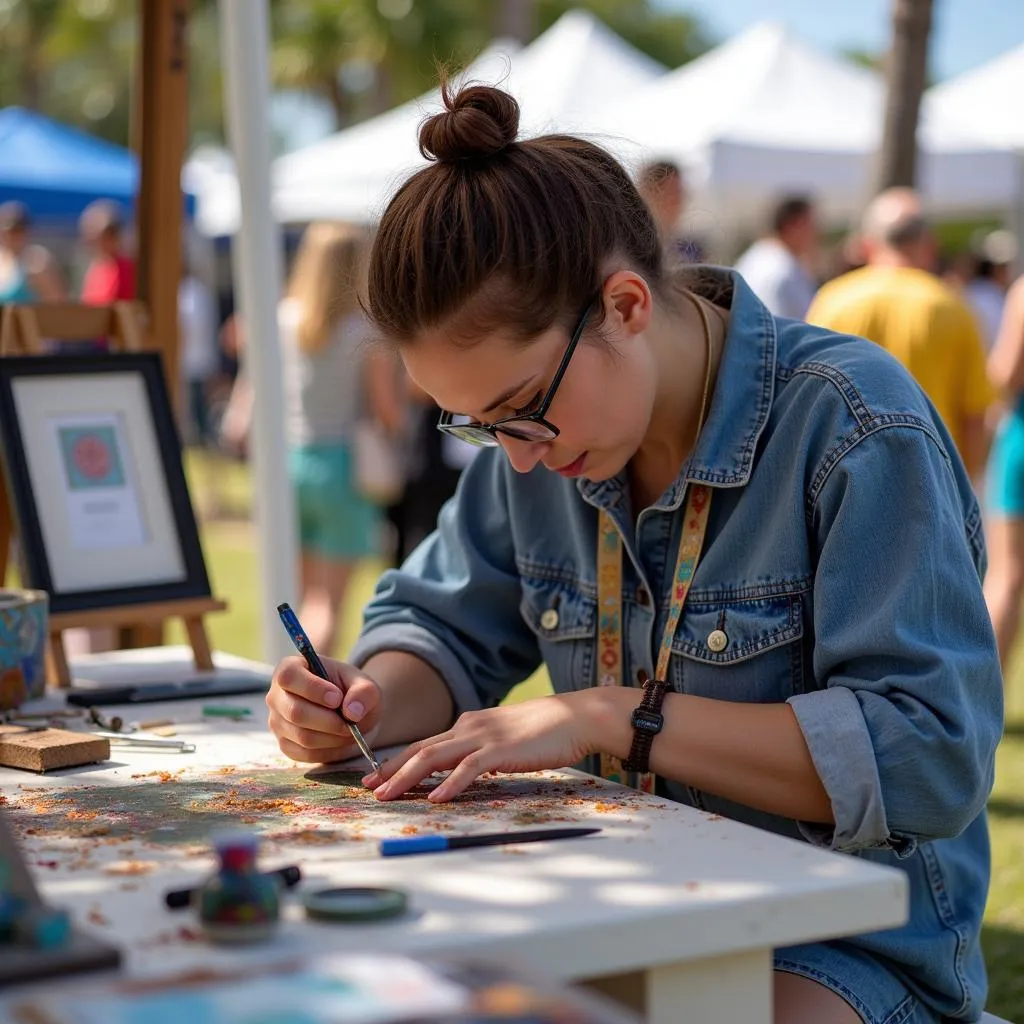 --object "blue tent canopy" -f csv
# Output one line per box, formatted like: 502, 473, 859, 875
0, 106, 193, 223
